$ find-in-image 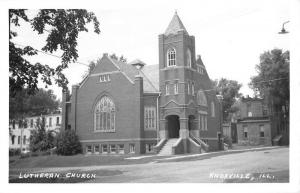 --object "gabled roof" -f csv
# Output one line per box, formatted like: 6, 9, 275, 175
165, 11, 189, 36
110, 58, 159, 93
